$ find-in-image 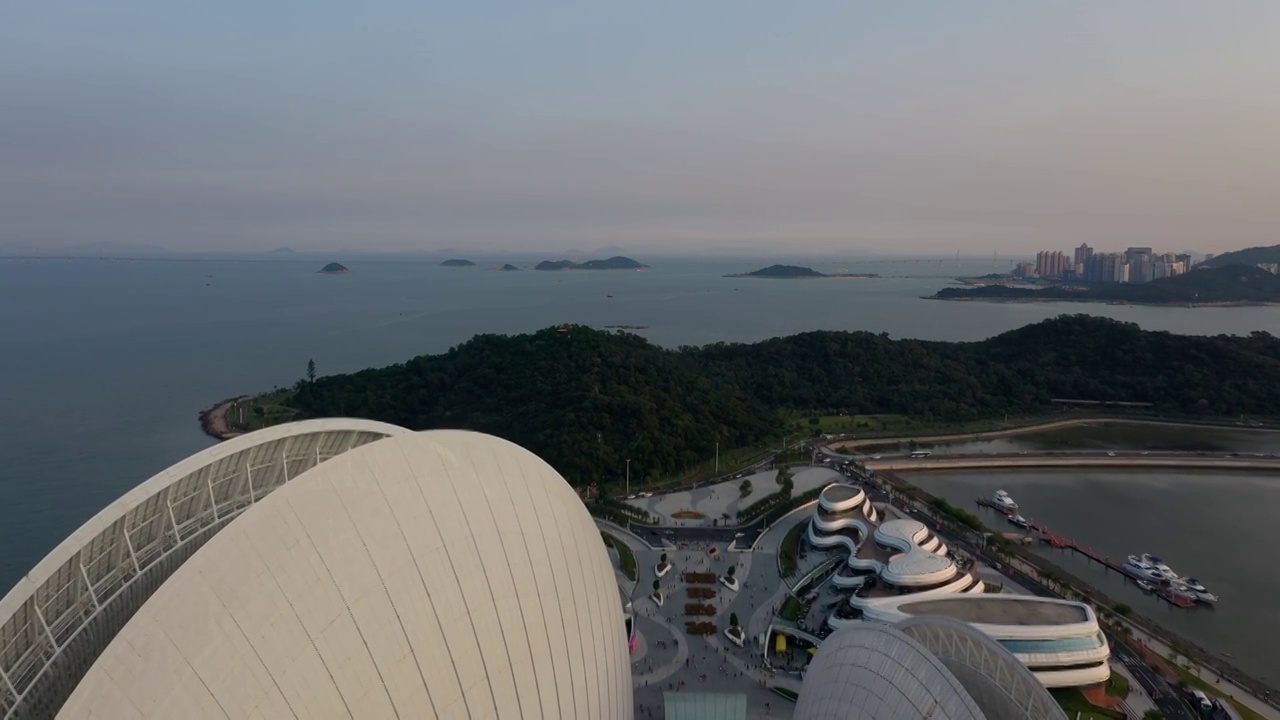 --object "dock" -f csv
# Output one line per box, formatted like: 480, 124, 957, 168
976, 498, 1197, 608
